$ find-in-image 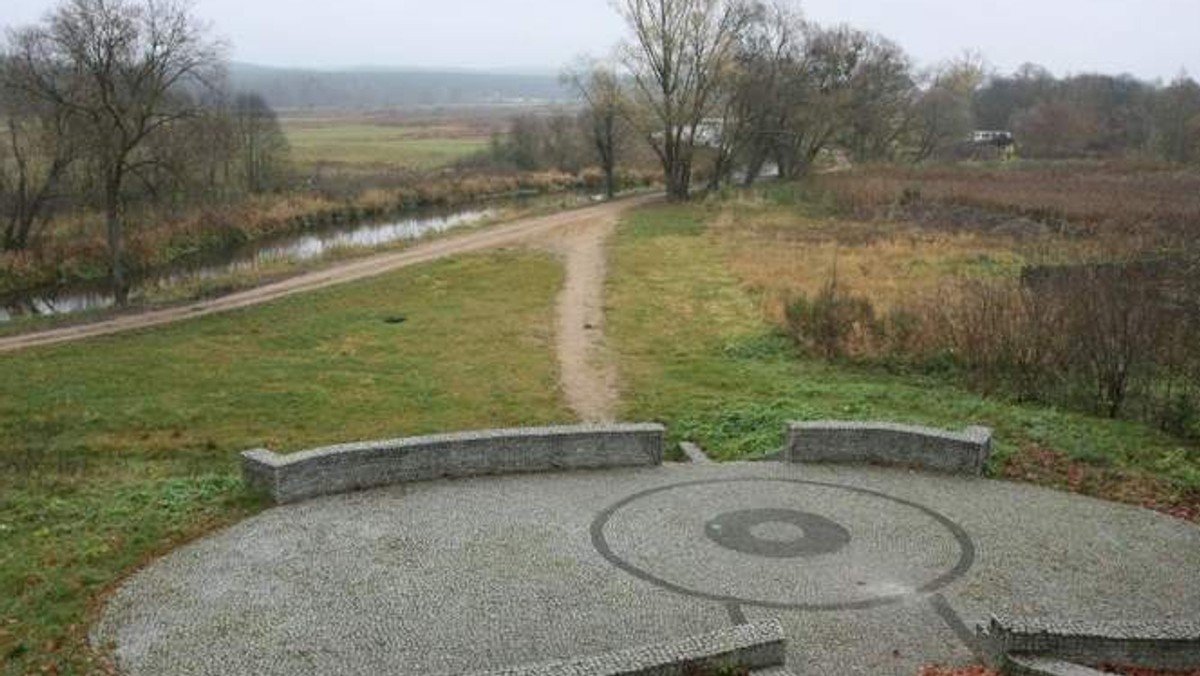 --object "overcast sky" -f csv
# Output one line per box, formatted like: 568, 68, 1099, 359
3, 0, 1196, 81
